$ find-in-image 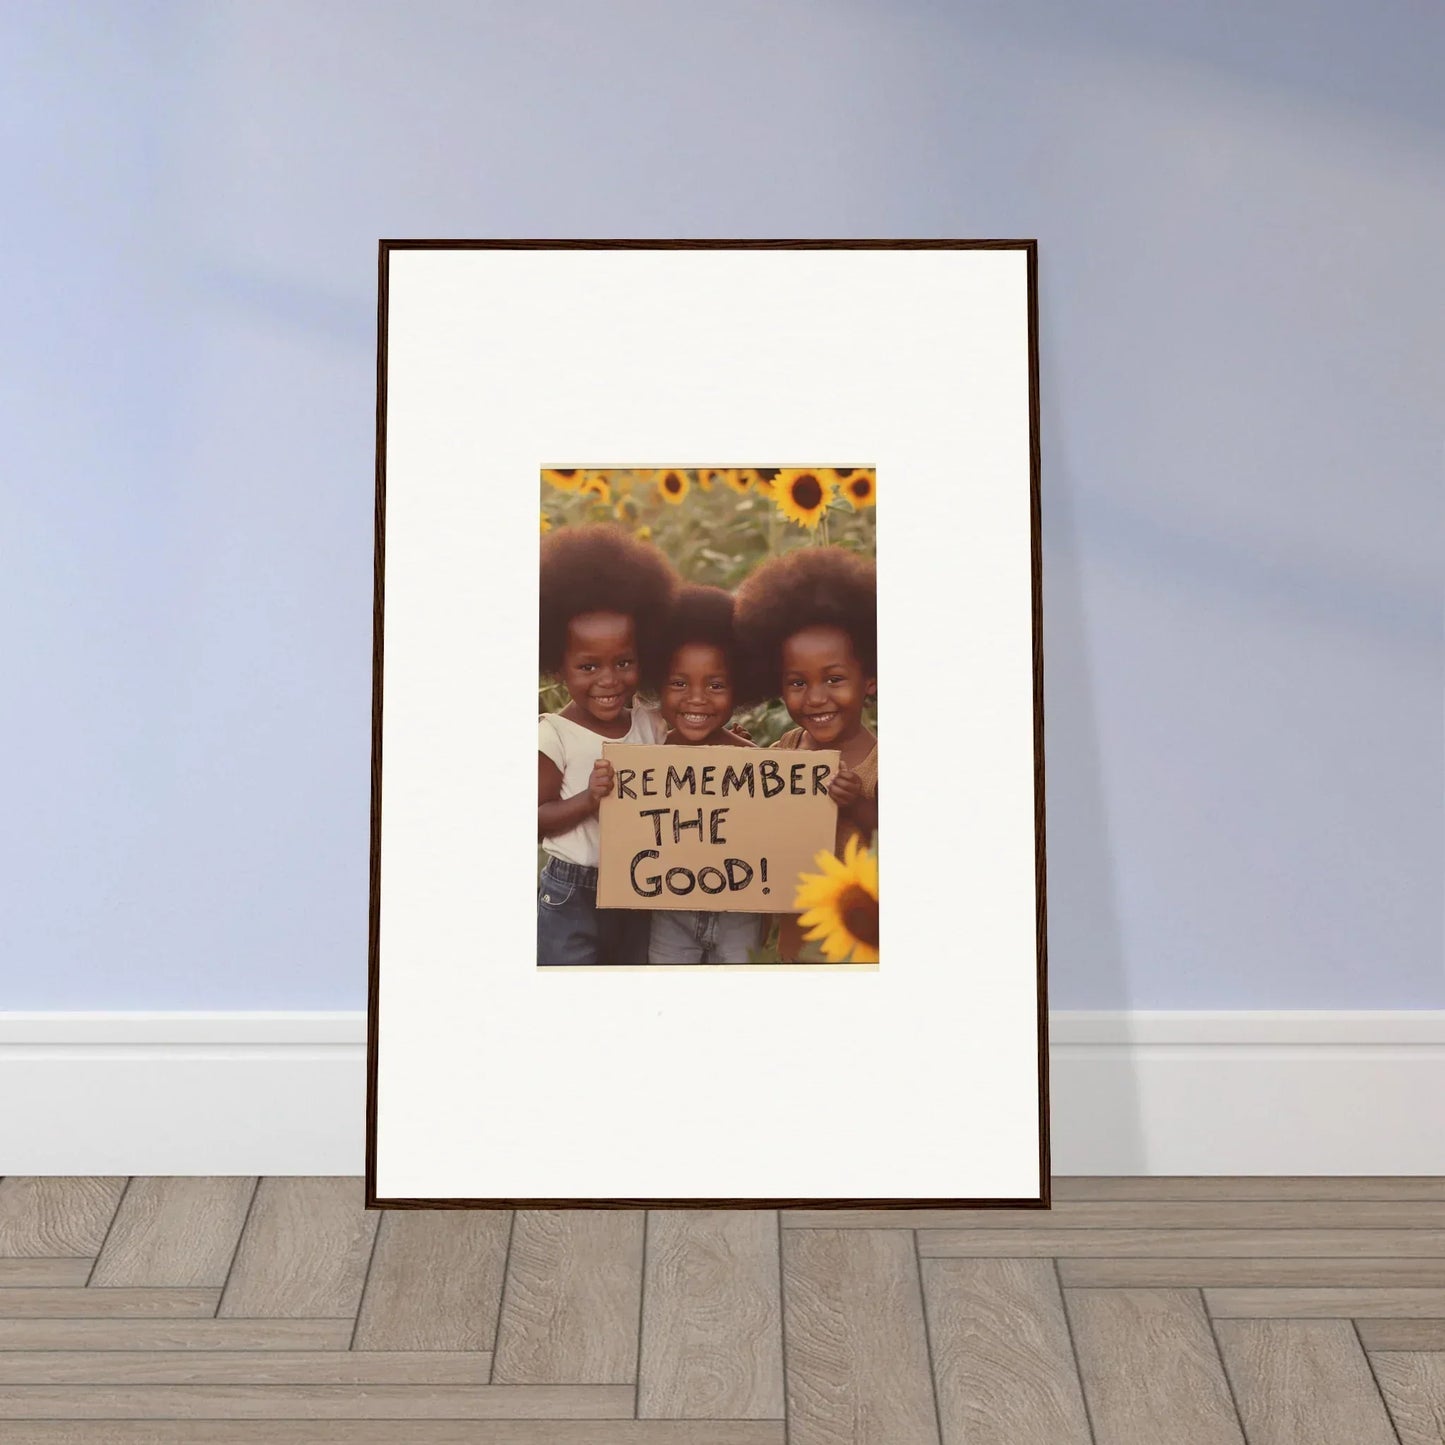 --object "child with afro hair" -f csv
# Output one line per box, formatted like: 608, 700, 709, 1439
641, 584, 763, 964
538, 523, 679, 966
734, 546, 878, 962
